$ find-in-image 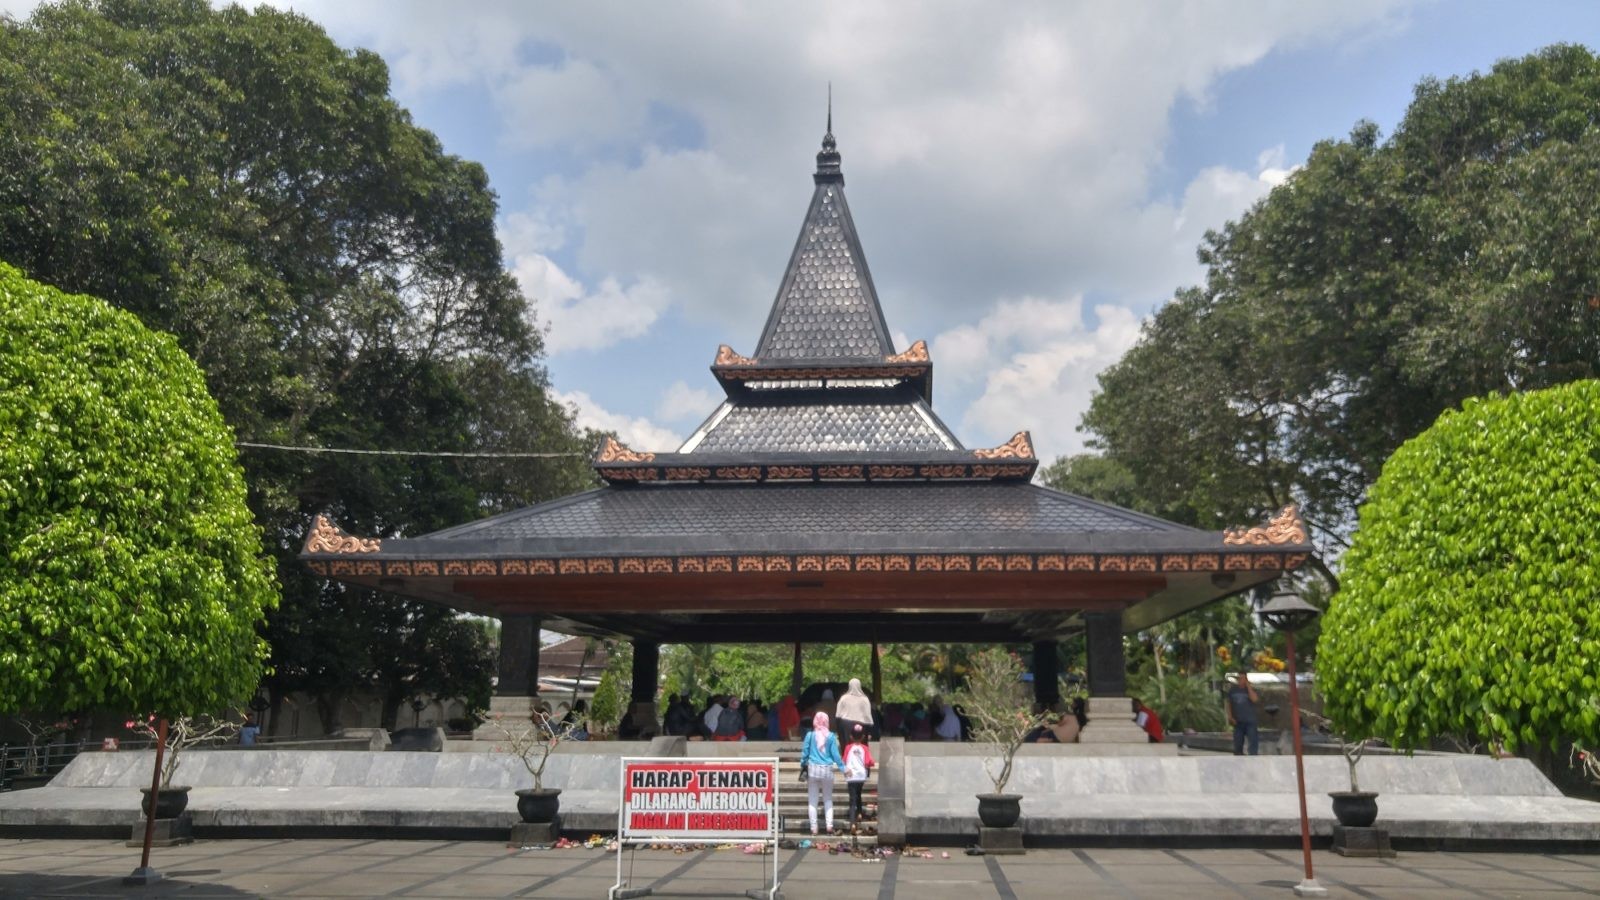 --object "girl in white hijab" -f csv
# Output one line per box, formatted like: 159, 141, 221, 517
835, 677, 873, 737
